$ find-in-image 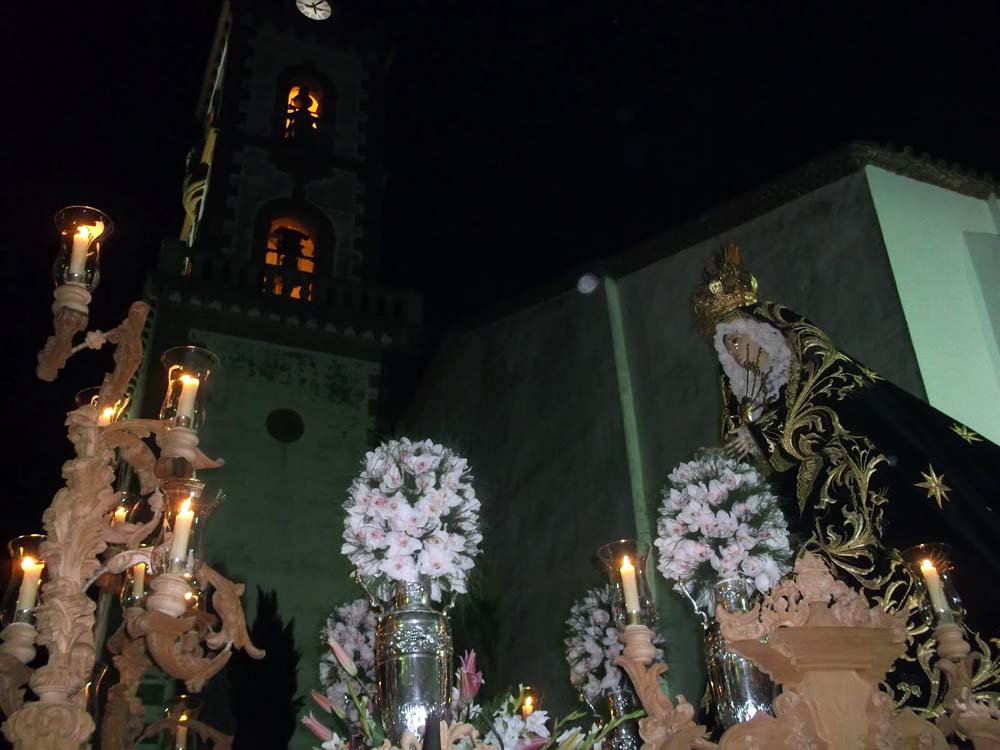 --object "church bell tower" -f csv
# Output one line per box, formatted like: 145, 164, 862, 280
137, 2, 422, 740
